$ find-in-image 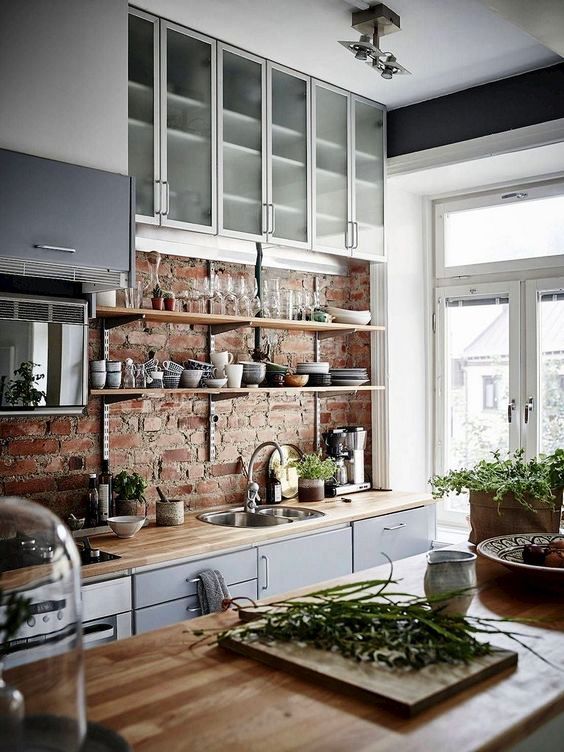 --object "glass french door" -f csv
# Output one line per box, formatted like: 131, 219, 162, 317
525, 277, 564, 457
435, 282, 521, 524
